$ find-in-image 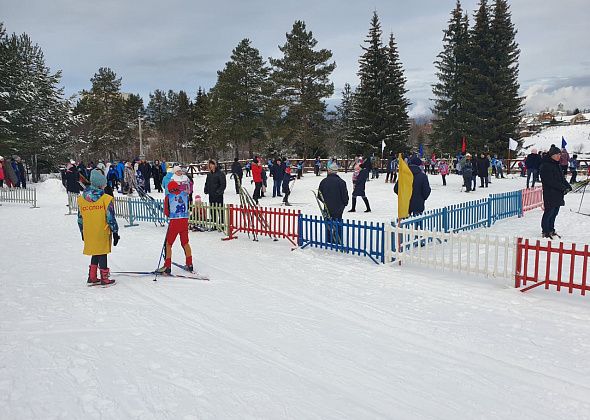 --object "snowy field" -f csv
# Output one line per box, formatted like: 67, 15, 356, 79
522, 124, 590, 158
1, 175, 590, 420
